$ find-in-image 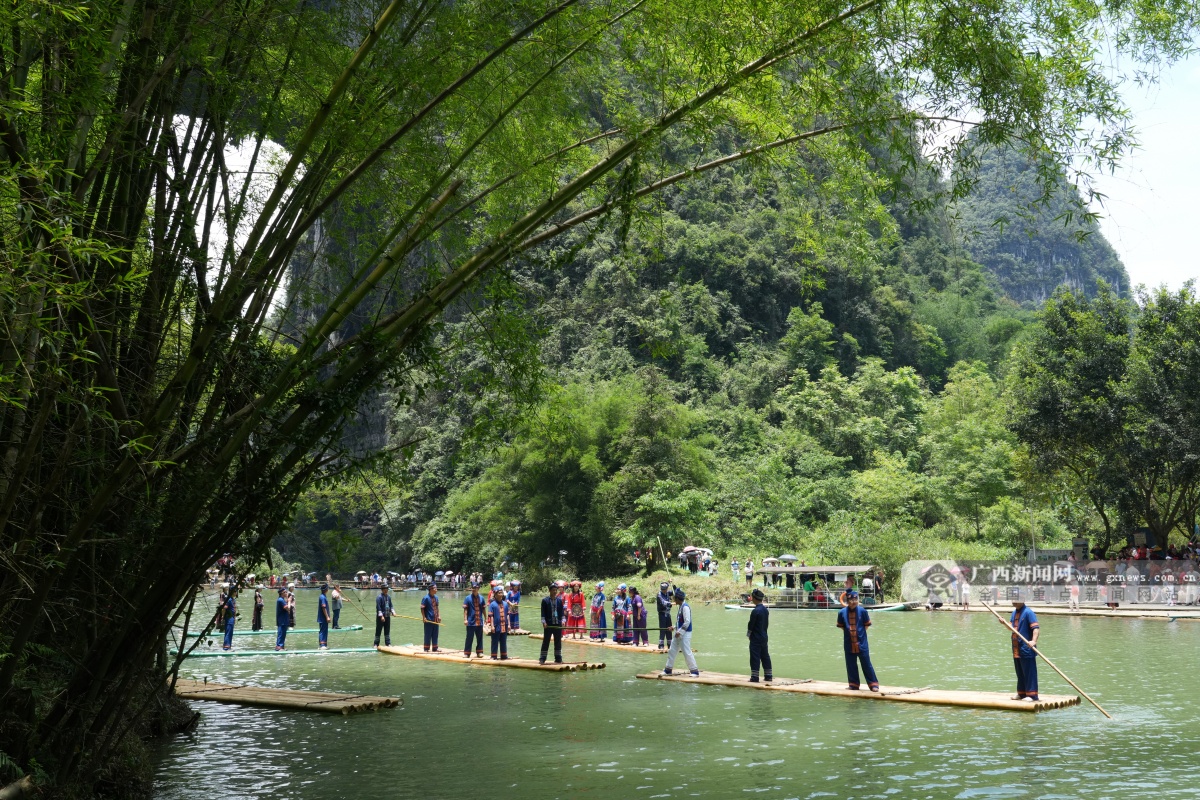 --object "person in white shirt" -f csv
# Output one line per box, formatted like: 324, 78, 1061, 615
662, 588, 699, 676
